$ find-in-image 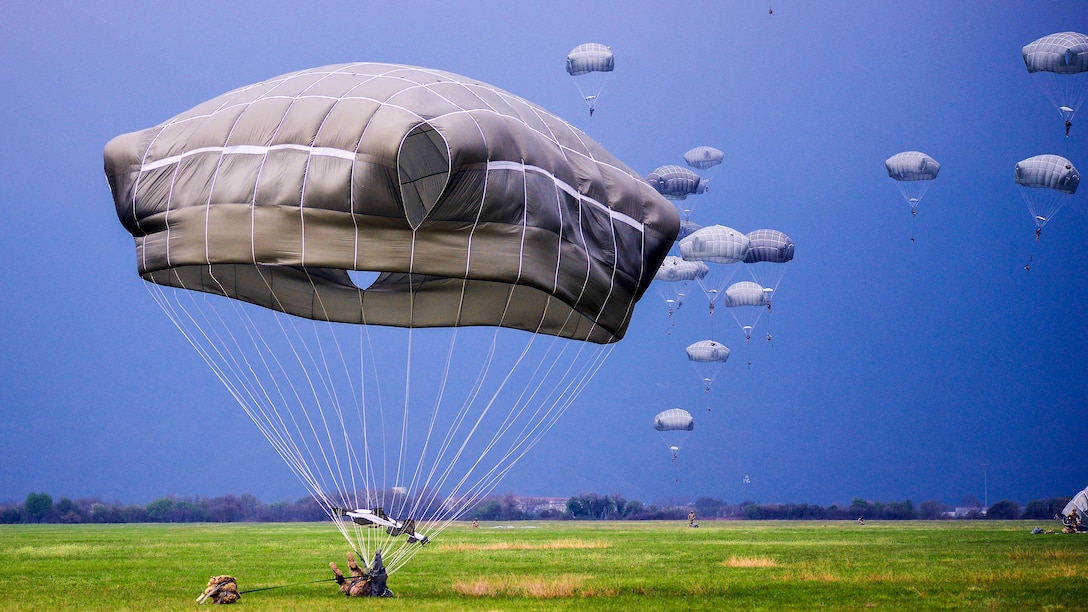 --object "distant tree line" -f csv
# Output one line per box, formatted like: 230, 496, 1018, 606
0, 492, 1072, 524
